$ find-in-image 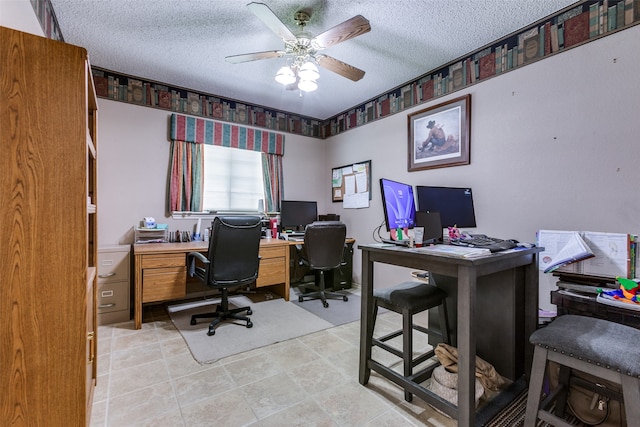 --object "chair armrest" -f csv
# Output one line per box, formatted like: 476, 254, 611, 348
187, 251, 209, 263
187, 251, 209, 277
294, 244, 309, 266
